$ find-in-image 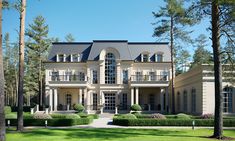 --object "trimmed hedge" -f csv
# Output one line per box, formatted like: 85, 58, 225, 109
5, 118, 93, 126
113, 118, 235, 127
